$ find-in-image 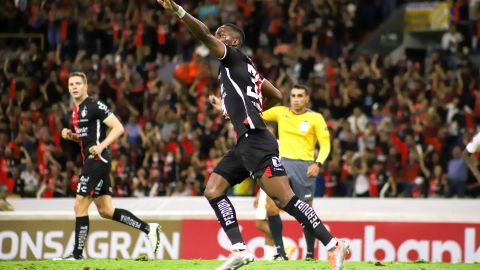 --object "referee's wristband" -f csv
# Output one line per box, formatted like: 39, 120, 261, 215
315, 162, 322, 167
175, 6, 186, 18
